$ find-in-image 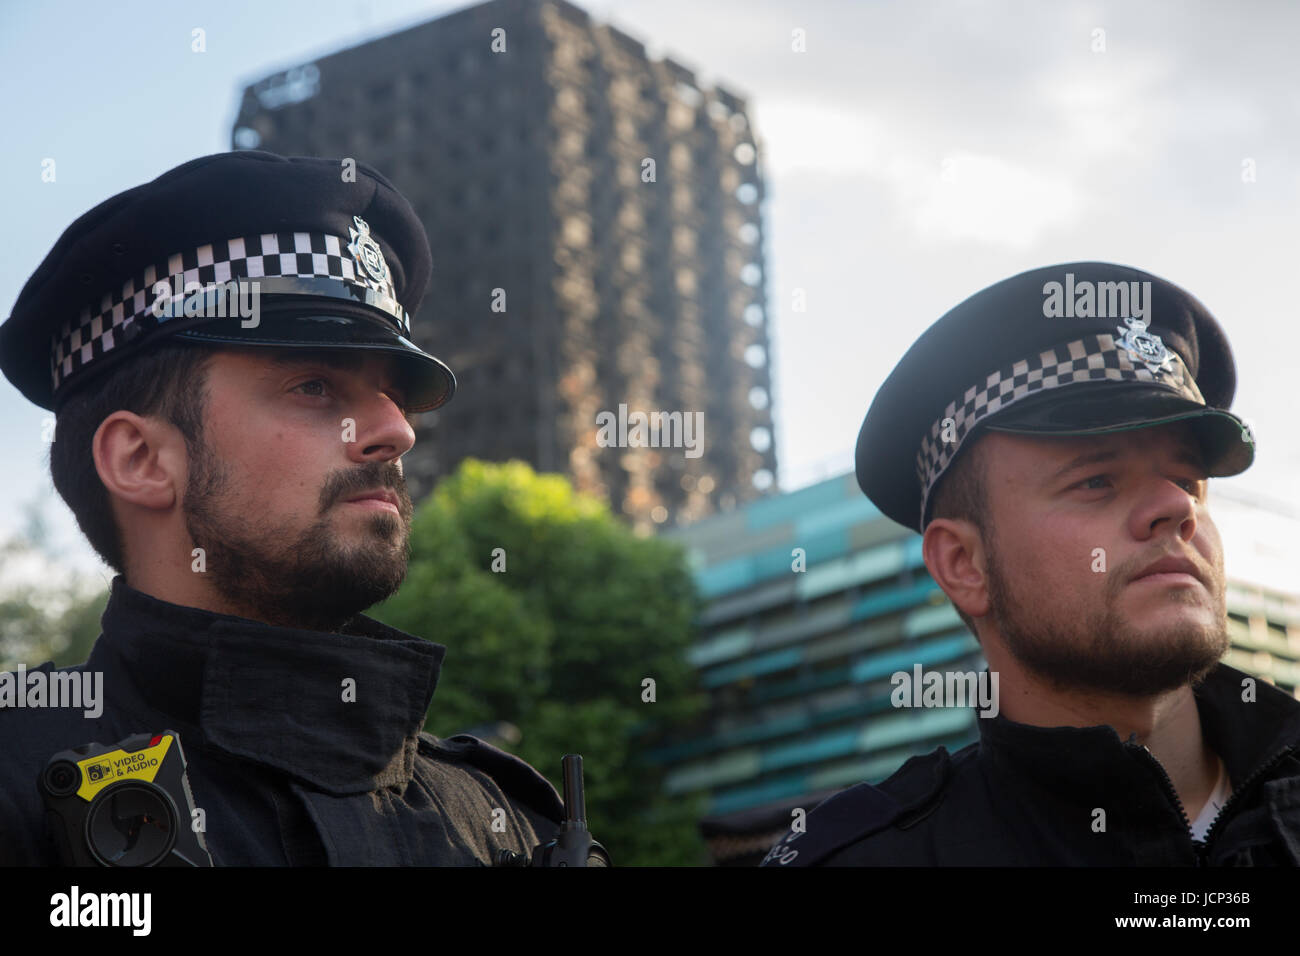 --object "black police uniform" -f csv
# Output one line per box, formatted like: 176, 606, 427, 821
0, 577, 563, 865
760, 262, 1300, 866
0, 151, 563, 864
